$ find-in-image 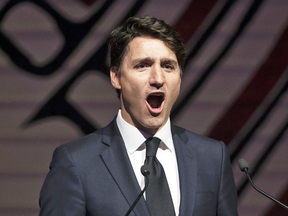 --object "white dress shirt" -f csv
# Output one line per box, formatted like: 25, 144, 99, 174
116, 110, 180, 215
